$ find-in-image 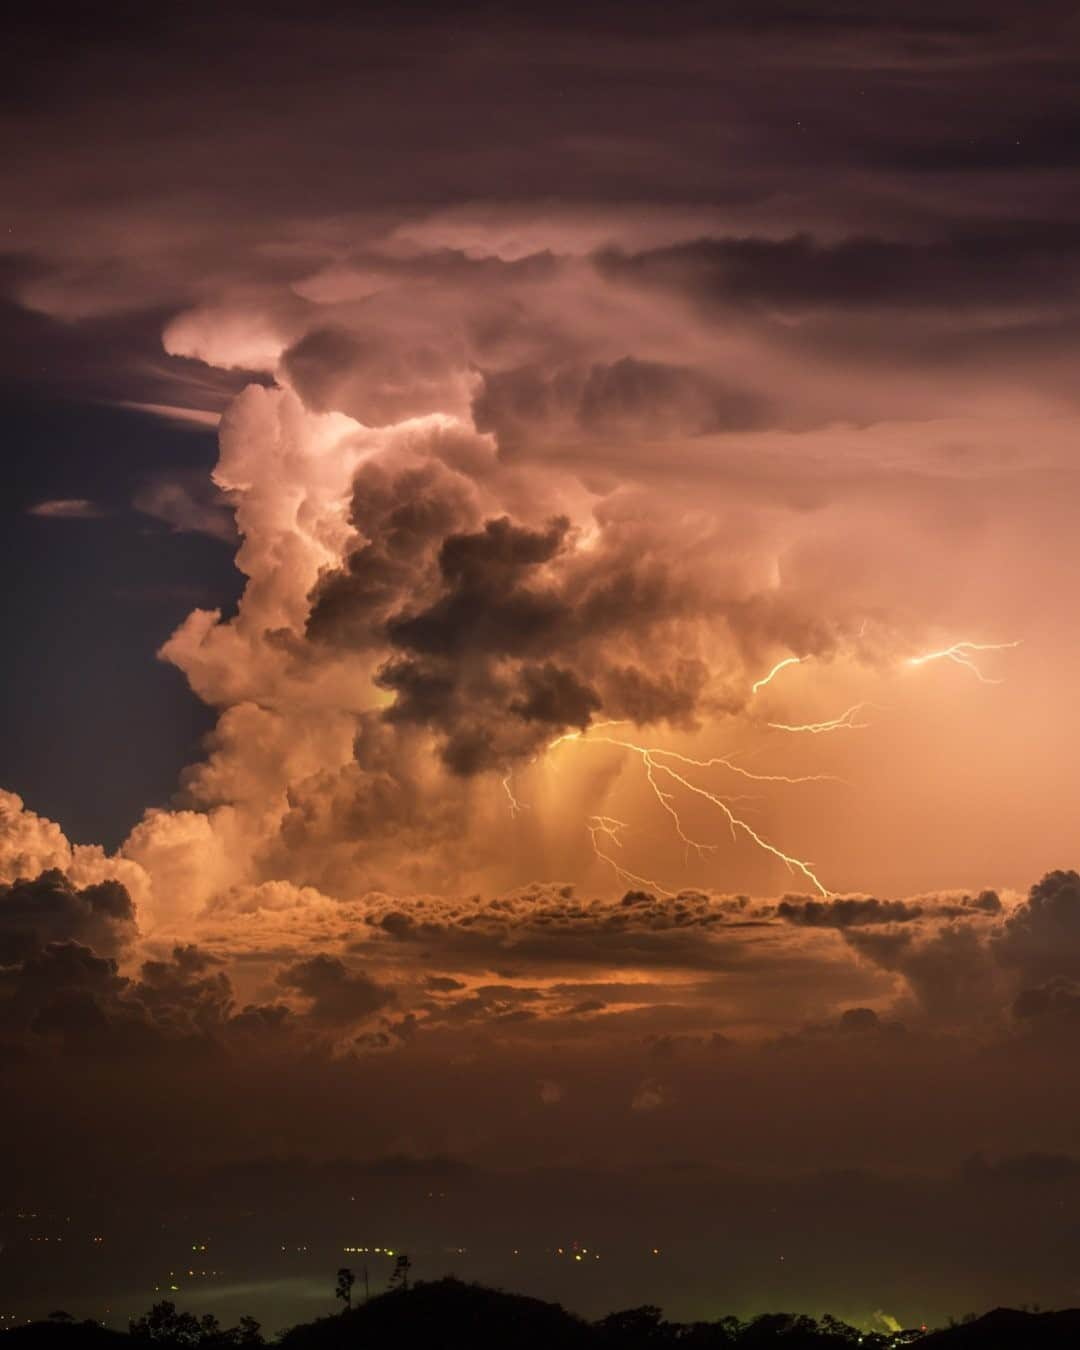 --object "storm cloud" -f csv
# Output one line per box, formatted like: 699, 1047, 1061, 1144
2, 3, 1080, 1325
